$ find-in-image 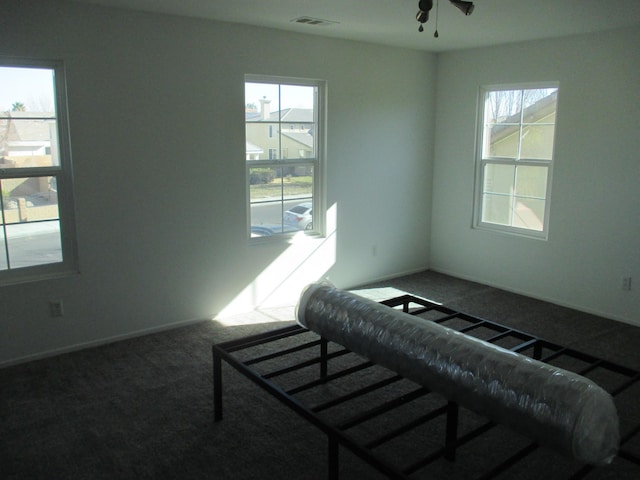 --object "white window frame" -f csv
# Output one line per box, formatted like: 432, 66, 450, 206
473, 83, 559, 240
0, 57, 78, 285
245, 75, 325, 241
